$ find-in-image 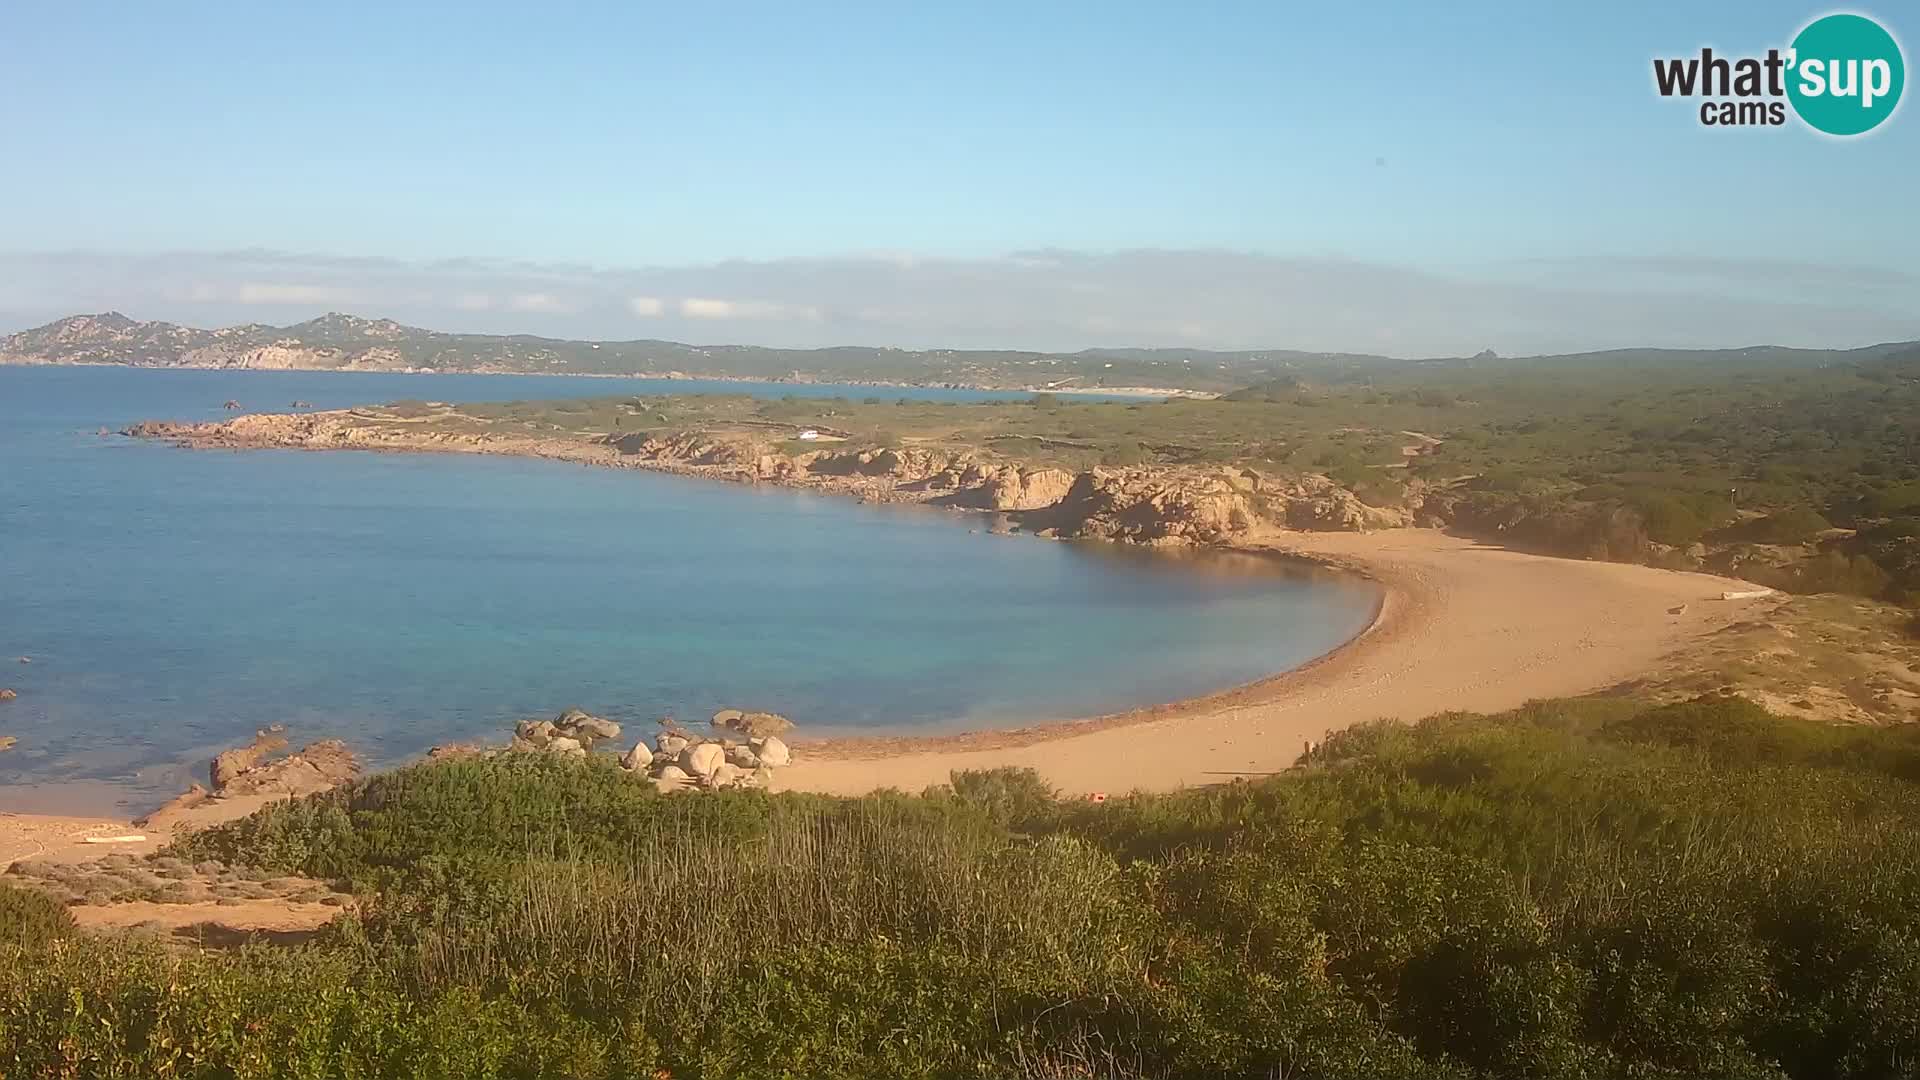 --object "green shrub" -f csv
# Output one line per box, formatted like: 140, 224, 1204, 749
934, 766, 1058, 829
1600, 693, 1800, 764
0, 885, 73, 946
1742, 507, 1834, 544
1791, 550, 1893, 597
1635, 493, 1711, 546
